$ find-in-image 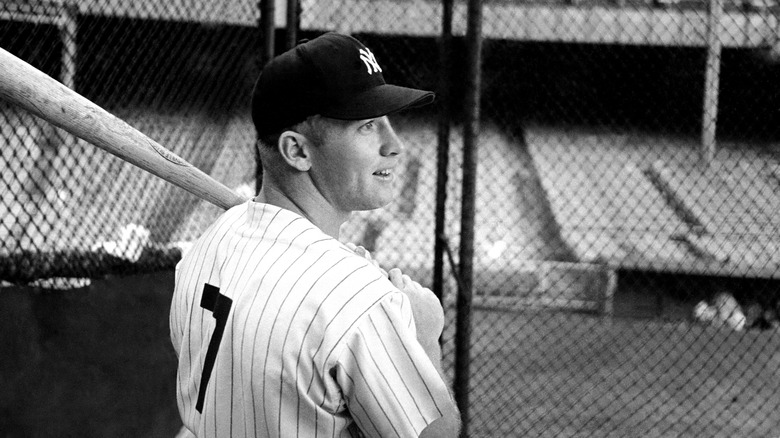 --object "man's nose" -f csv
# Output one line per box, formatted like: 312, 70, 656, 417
379, 118, 404, 157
